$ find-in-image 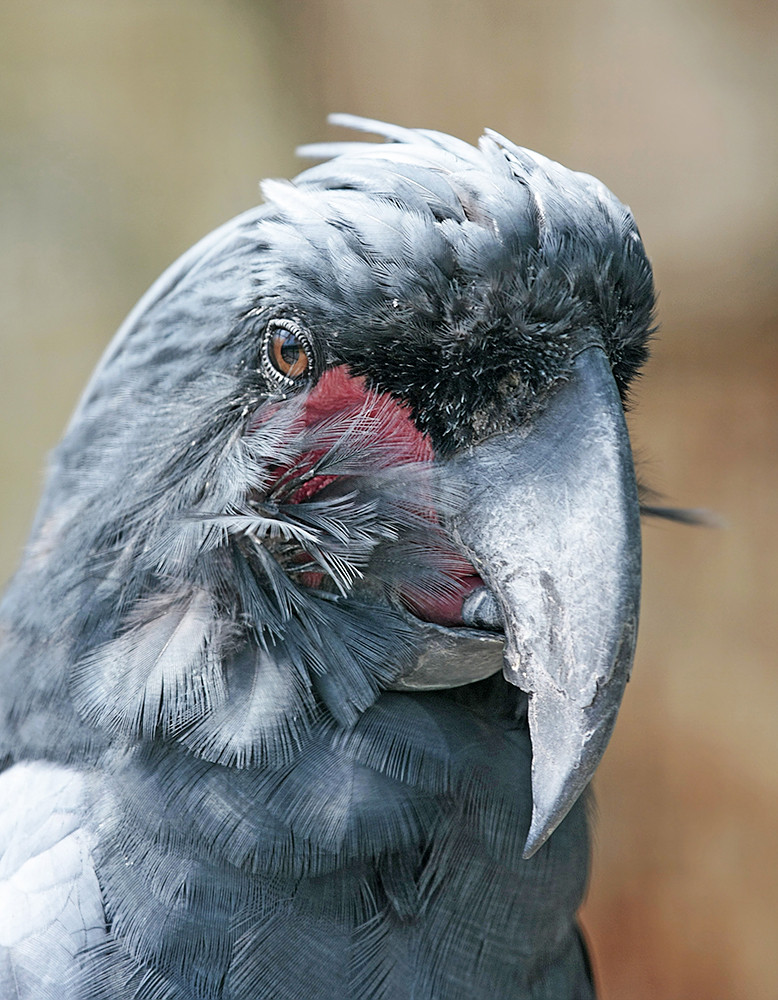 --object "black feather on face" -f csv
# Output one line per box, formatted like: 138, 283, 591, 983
264, 119, 654, 455
0, 116, 659, 999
